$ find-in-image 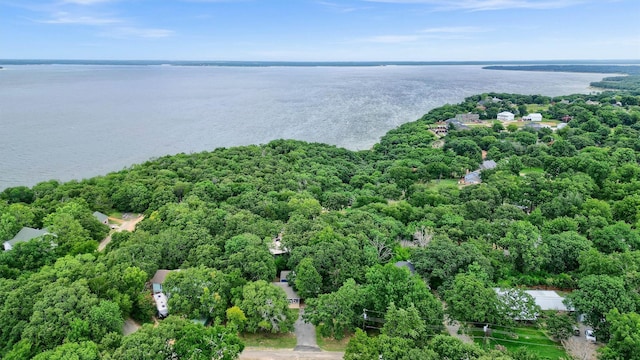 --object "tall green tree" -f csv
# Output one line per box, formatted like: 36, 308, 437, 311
303, 278, 363, 340
237, 280, 294, 333
600, 309, 640, 360
294, 257, 322, 299
566, 275, 636, 340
